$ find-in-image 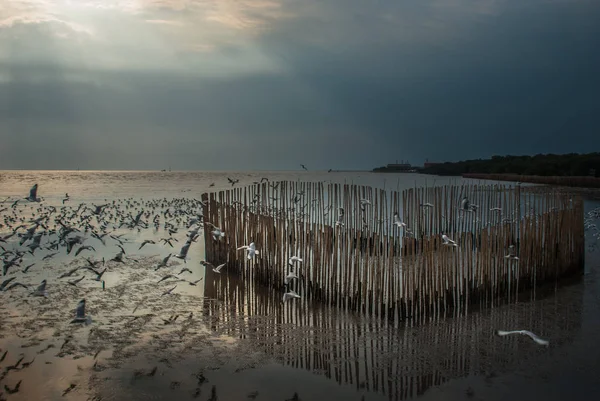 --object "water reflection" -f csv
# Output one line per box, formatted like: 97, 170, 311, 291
202, 271, 584, 400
